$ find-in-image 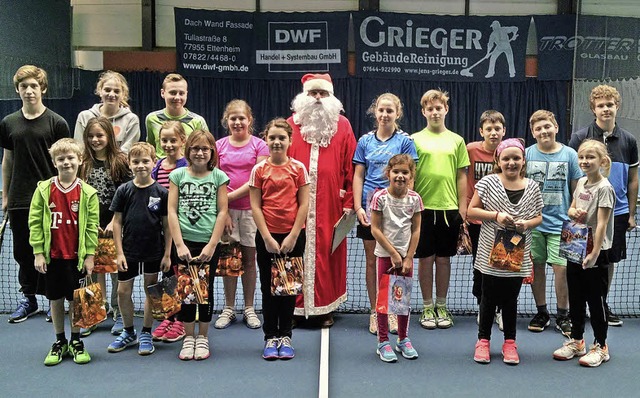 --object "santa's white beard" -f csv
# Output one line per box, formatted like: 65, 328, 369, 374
291, 93, 343, 147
